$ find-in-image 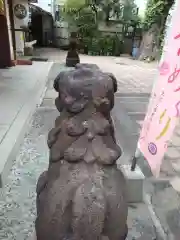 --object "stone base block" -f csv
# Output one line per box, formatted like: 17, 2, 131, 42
66, 57, 80, 67
24, 46, 33, 56
119, 164, 145, 203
